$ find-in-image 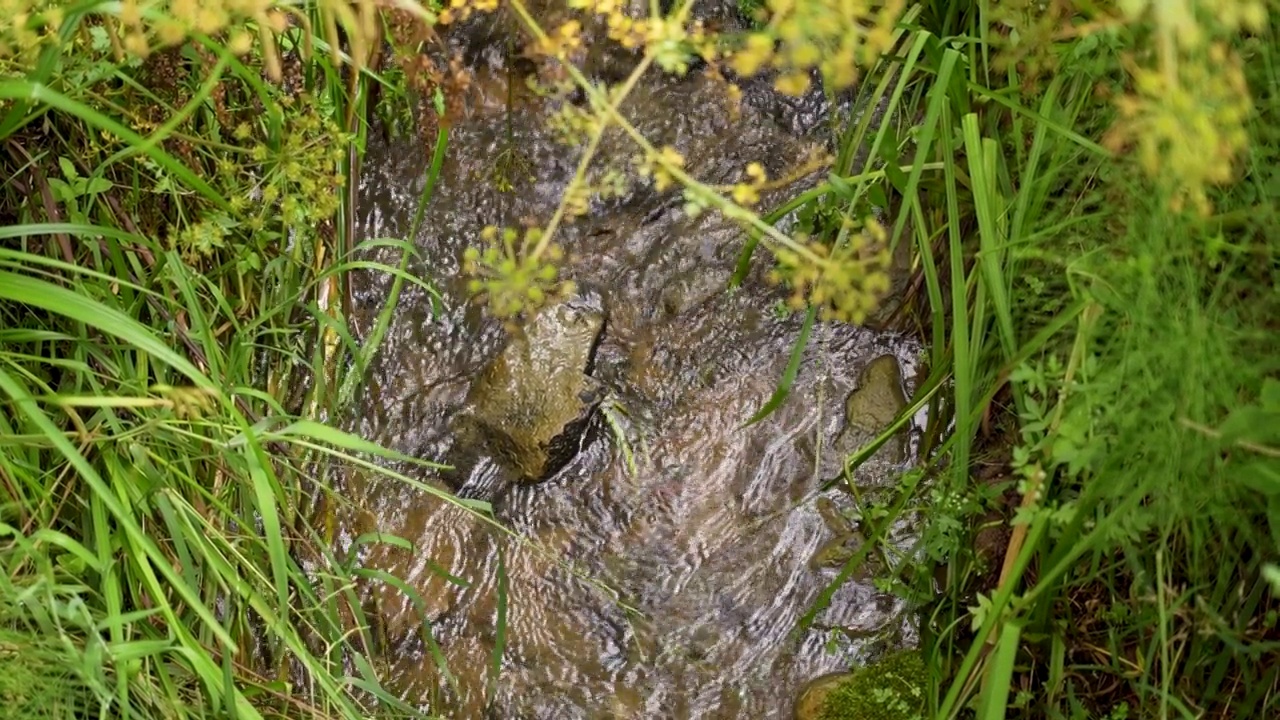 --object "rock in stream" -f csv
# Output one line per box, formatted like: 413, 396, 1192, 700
452, 295, 607, 482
